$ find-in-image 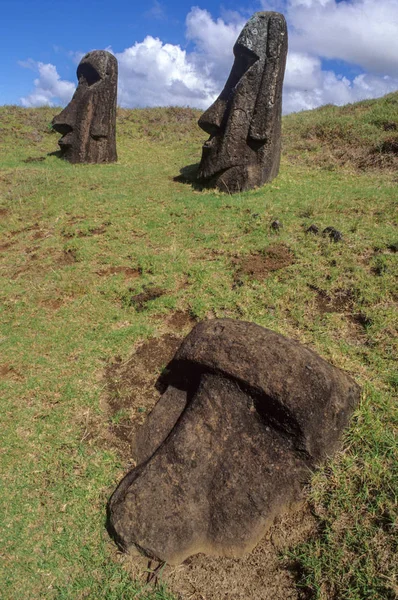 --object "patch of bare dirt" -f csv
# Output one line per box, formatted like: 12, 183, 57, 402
65, 214, 87, 225
32, 230, 51, 240
0, 240, 15, 252
40, 298, 64, 310
10, 223, 41, 237
130, 287, 166, 311
310, 285, 355, 314
0, 208, 9, 217
102, 334, 183, 455
96, 266, 140, 279
10, 265, 32, 280
234, 244, 294, 282
78, 223, 109, 237
0, 364, 21, 380
58, 248, 78, 265
310, 286, 372, 343
167, 310, 196, 332
122, 503, 317, 600
61, 221, 109, 238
